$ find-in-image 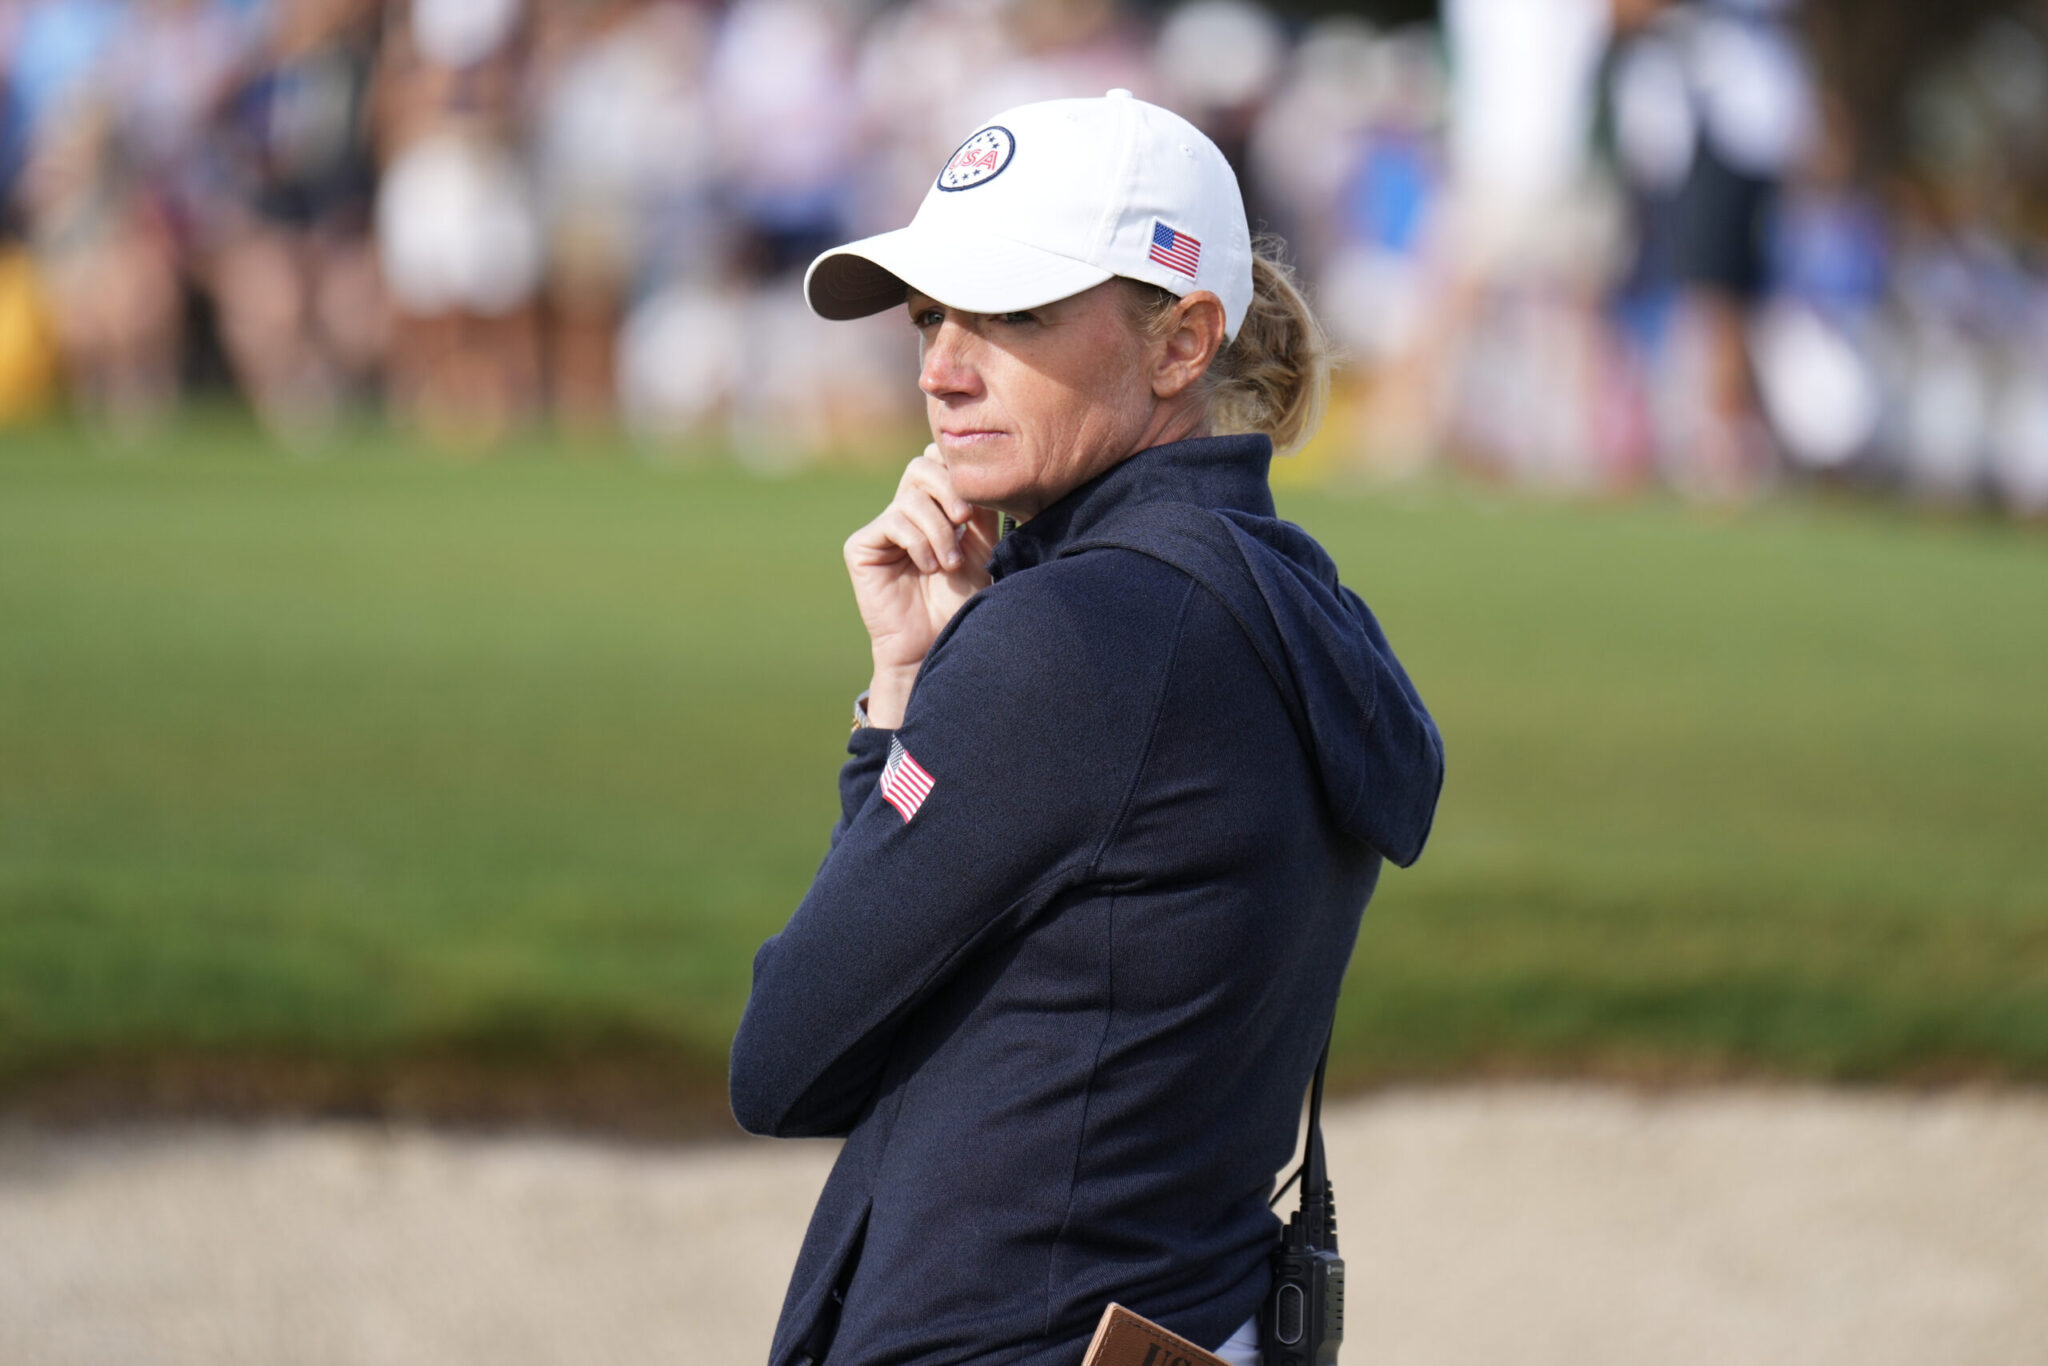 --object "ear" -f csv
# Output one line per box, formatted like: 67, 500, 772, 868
1151, 291, 1228, 400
